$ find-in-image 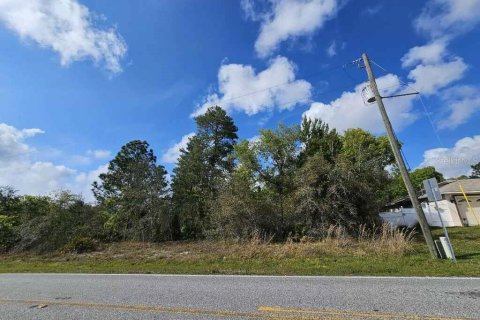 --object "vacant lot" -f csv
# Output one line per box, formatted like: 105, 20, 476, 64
1, 227, 479, 276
